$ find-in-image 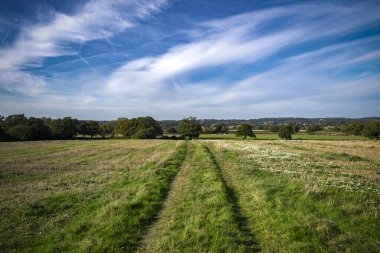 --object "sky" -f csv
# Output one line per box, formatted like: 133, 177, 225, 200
0, 0, 379, 120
